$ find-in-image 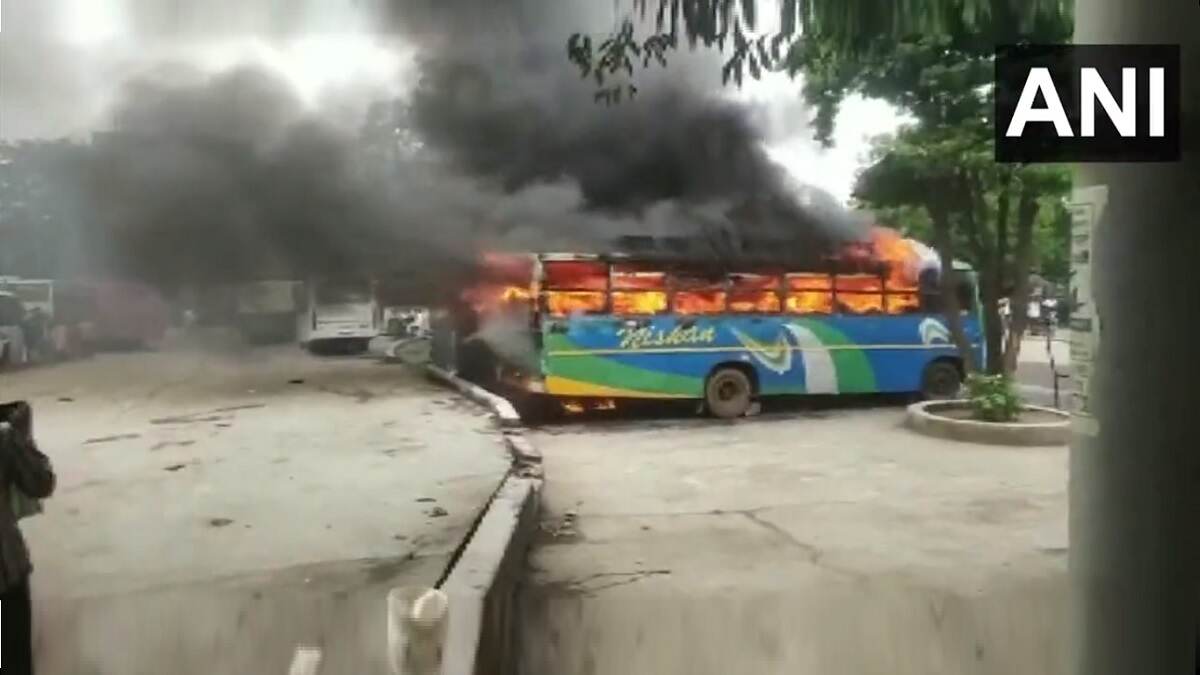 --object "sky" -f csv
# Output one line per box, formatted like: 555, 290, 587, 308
0, 0, 904, 202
